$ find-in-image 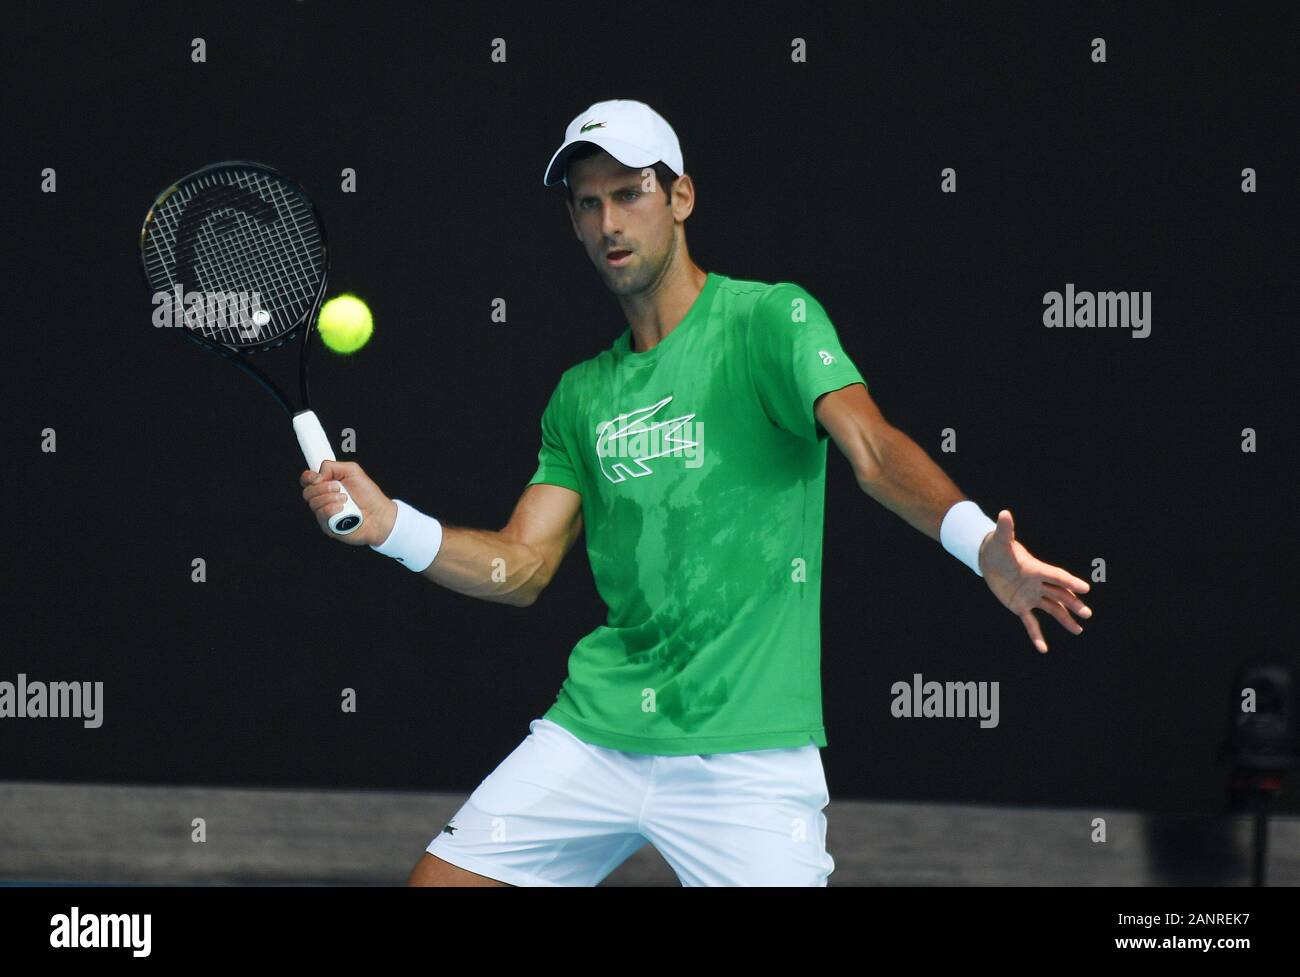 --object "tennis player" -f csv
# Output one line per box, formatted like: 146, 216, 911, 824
299, 99, 1093, 886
